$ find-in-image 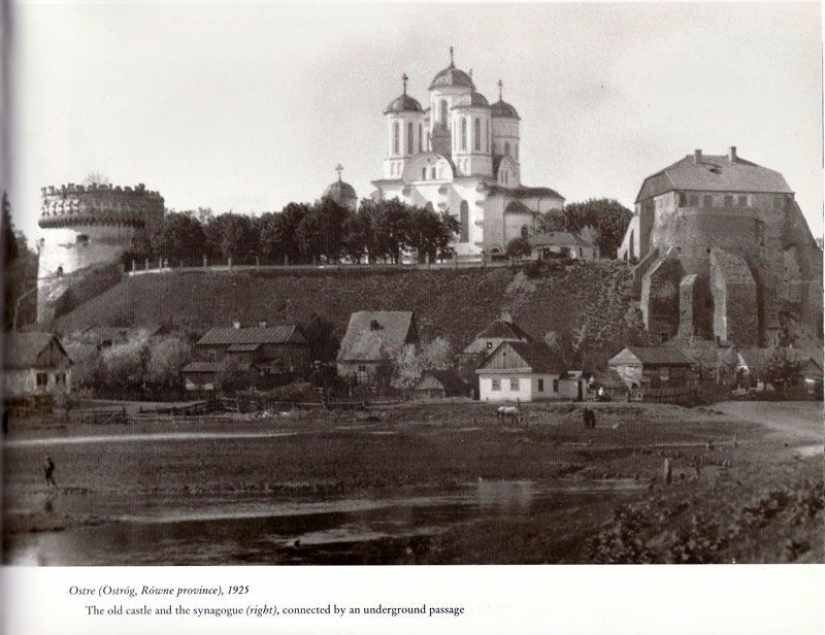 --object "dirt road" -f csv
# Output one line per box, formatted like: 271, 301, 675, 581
713, 401, 823, 448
